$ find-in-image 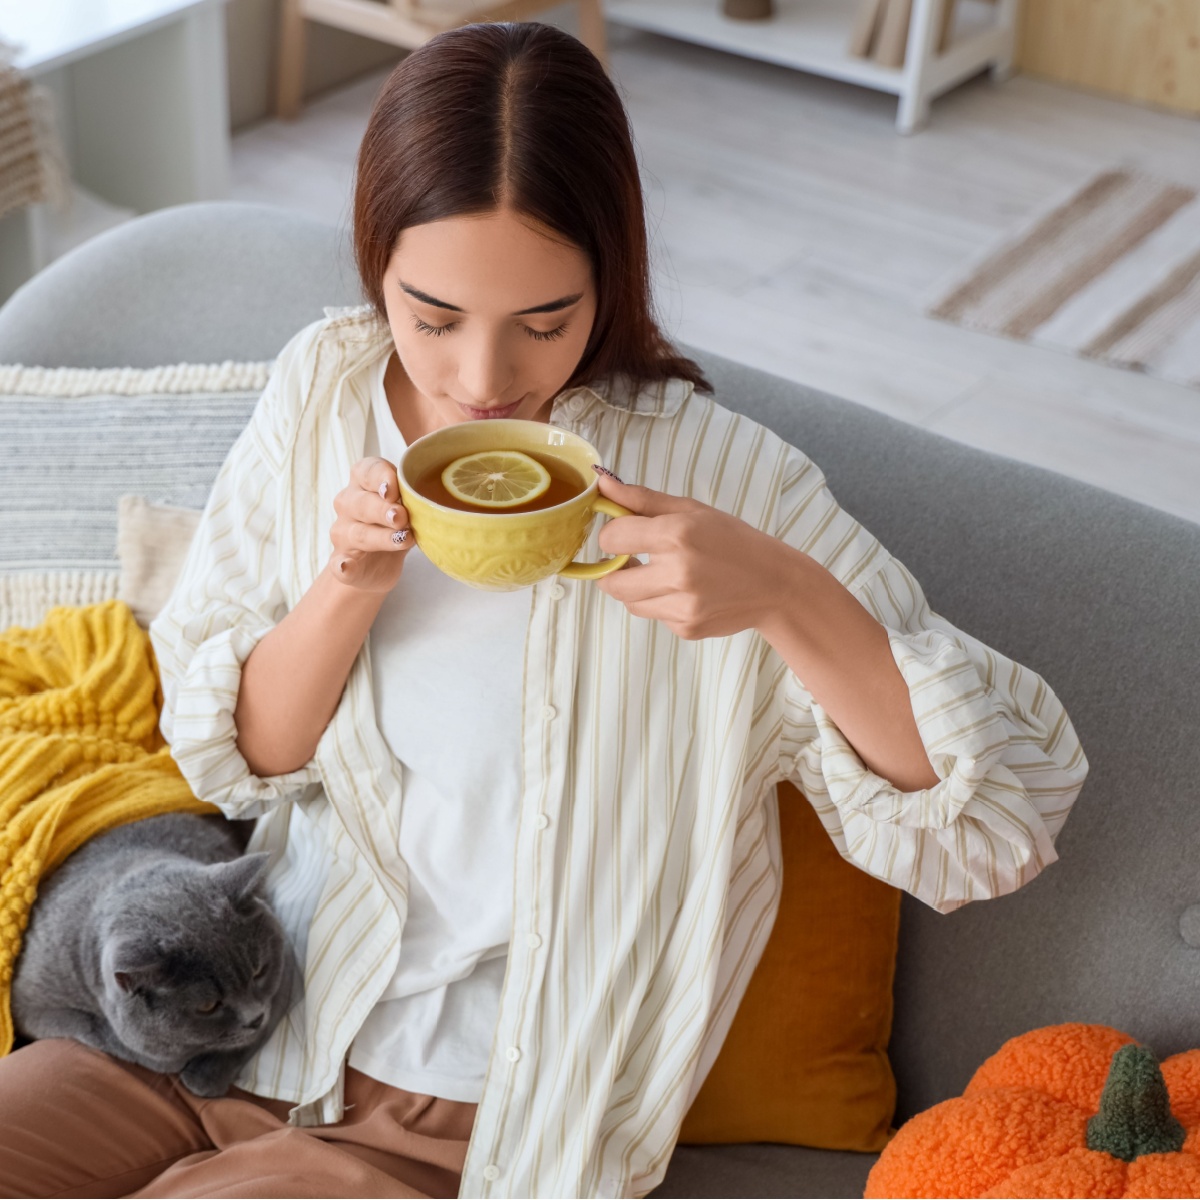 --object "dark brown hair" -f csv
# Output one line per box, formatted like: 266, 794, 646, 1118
353, 21, 713, 397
